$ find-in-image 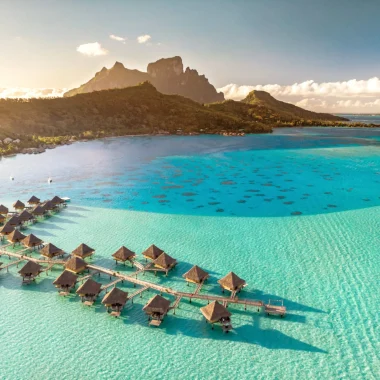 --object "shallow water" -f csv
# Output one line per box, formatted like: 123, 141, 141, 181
0, 128, 379, 379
